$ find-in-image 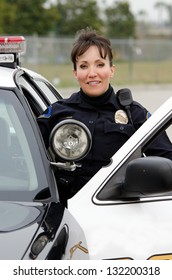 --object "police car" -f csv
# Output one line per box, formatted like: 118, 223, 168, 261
68, 96, 172, 260
0, 36, 89, 260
